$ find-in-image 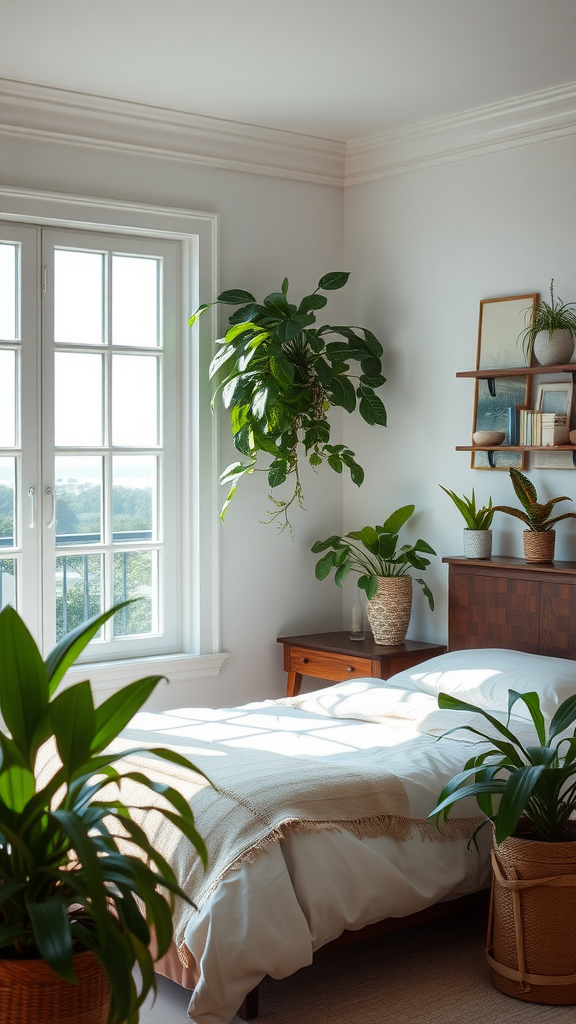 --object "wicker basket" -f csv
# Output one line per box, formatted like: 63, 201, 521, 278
523, 530, 555, 563
487, 832, 576, 1004
366, 575, 412, 645
0, 950, 109, 1024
